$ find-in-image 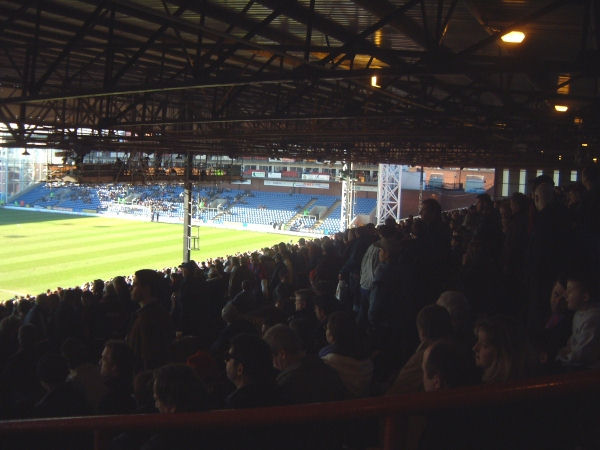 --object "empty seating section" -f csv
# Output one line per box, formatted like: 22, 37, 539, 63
354, 197, 376, 215
10, 183, 376, 233
228, 191, 312, 226
318, 204, 342, 235
312, 195, 337, 208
